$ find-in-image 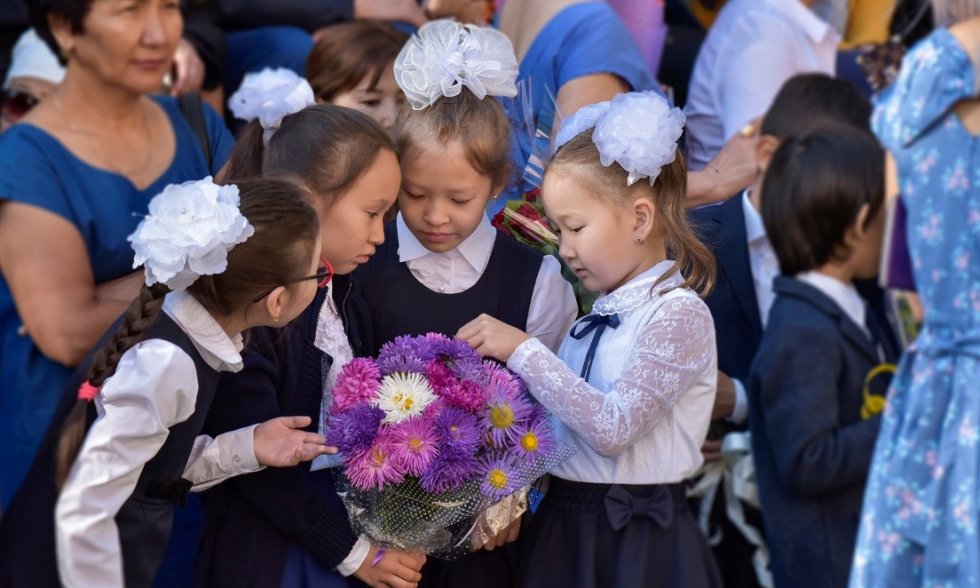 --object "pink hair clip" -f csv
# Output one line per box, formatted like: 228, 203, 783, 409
78, 380, 100, 402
